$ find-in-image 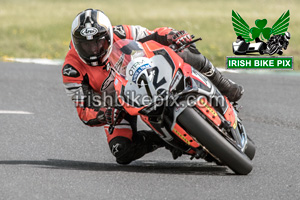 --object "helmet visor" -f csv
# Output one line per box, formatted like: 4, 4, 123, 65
74, 37, 109, 62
